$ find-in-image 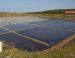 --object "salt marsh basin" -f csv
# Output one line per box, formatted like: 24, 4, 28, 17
0, 17, 75, 51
